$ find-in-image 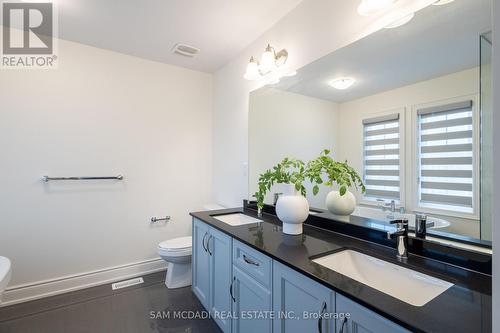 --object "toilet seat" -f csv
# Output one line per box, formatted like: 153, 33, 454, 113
158, 236, 192, 256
